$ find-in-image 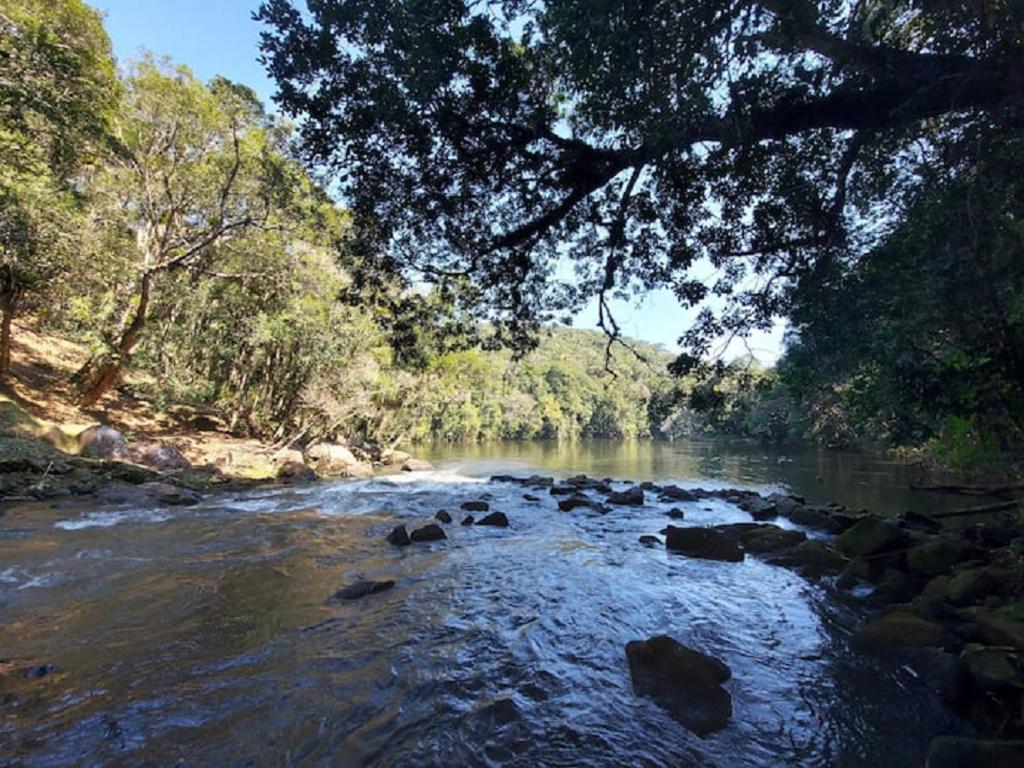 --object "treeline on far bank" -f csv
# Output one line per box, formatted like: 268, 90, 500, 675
4, 1, 1022, 475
